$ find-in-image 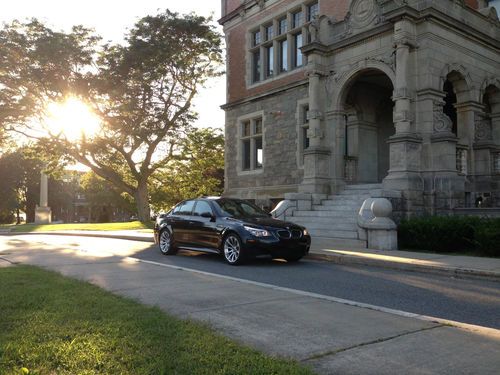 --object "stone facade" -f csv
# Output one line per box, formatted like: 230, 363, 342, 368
220, 0, 500, 217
